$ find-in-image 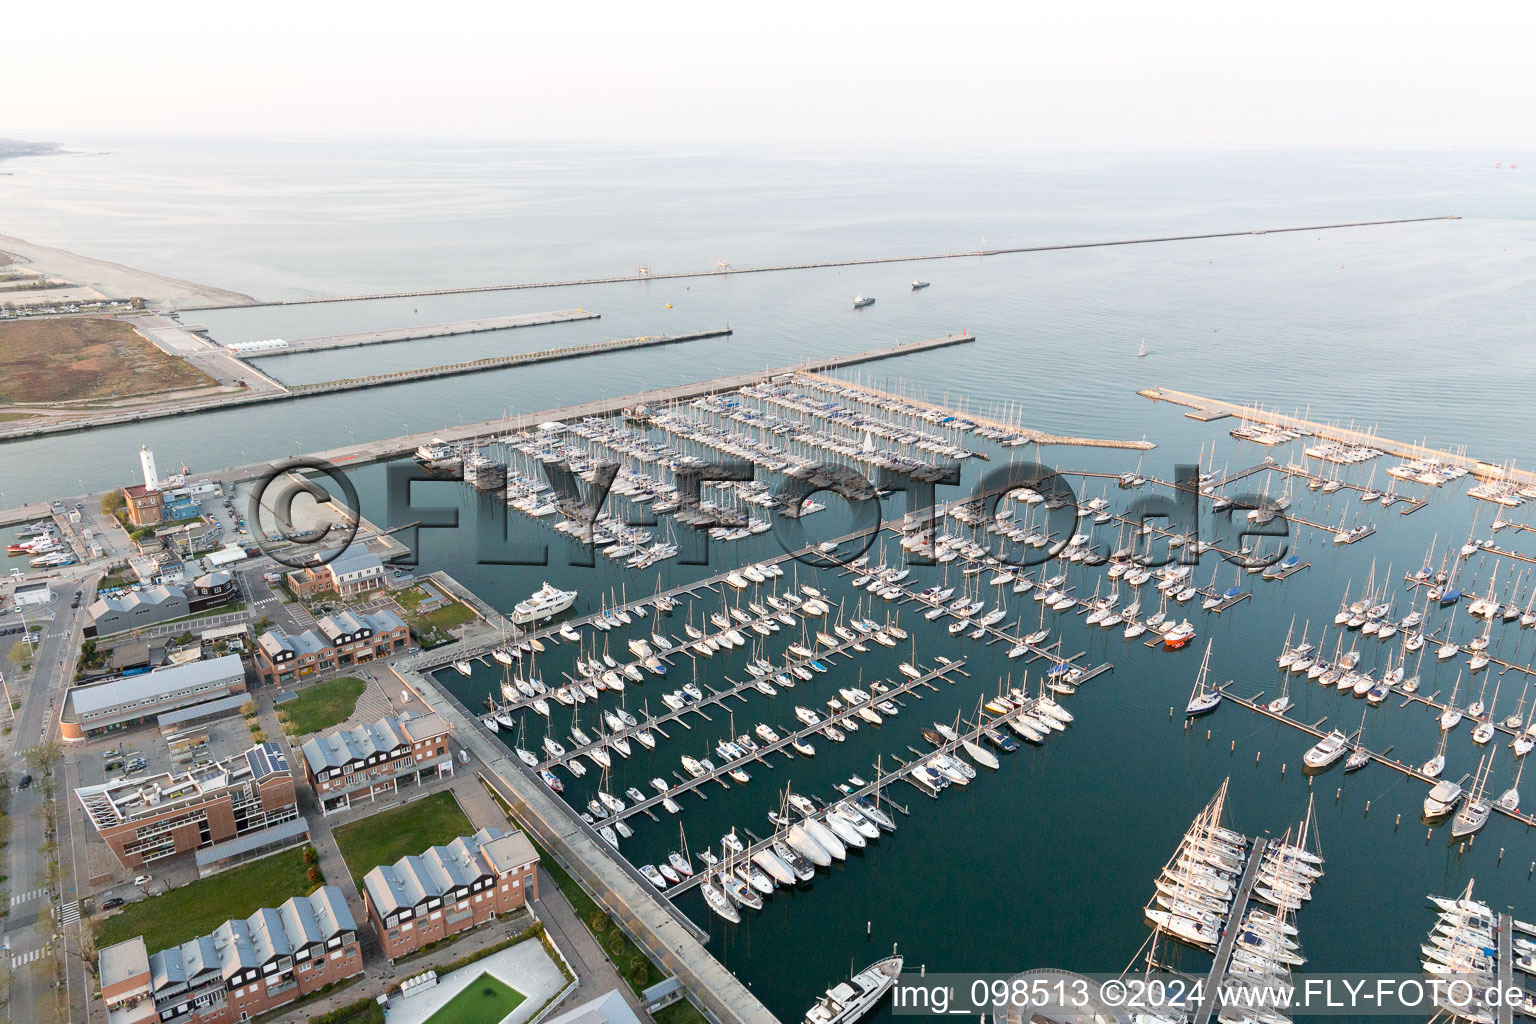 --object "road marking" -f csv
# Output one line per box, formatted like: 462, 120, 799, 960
10, 947, 44, 968
9, 887, 49, 907
59, 900, 80, 926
